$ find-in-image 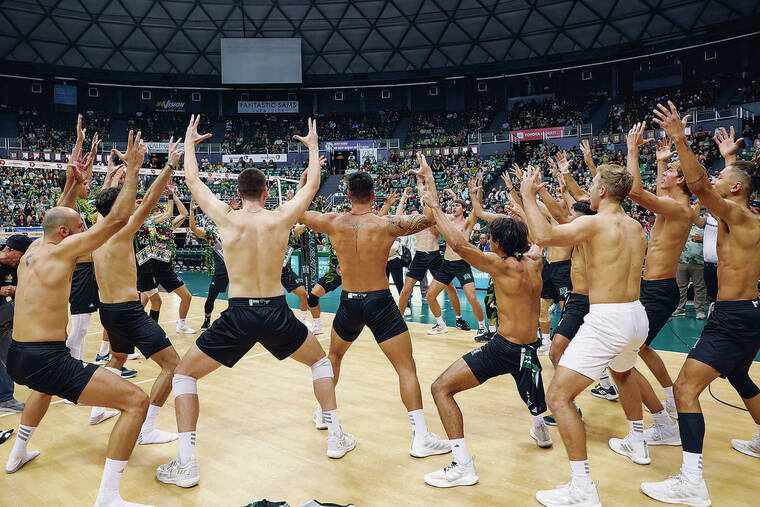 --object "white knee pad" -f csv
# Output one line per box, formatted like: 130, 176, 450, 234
172, 374, 197, 398
66, 313, 91, 360
311, 357, 334, 381
148, 288, 159, 297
